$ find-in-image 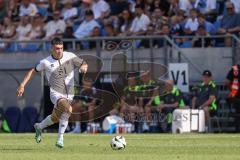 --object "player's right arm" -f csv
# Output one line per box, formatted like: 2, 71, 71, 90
17, 60, 44, 97
16, 68, 36, 97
